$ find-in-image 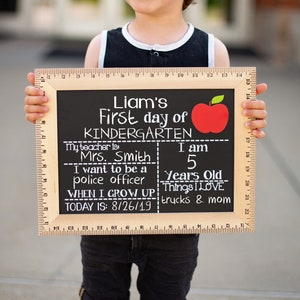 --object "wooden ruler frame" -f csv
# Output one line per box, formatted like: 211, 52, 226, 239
35, 67, 256, 236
